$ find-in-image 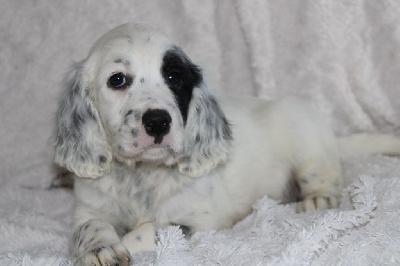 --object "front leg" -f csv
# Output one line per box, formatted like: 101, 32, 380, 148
72, 219, 131, 266
121, 222, 156, 254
